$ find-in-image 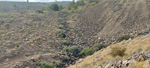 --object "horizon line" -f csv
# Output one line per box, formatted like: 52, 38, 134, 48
0, 1, 72, 3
